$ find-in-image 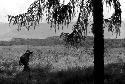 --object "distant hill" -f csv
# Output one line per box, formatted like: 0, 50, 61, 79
1, 21, 125, 41
0, 36, 94, 47
0, 22, 75, 41
0, 36, 124, 48
104, 38, 125, 48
